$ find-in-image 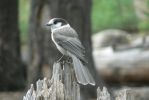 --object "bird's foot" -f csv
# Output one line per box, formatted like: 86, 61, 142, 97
65, 57, 72, 64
